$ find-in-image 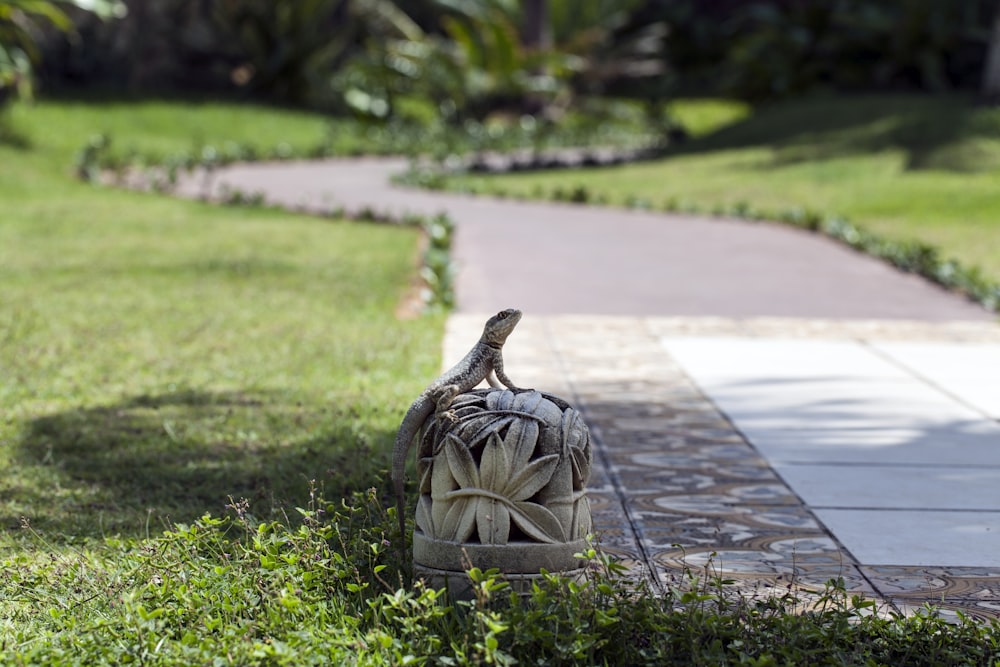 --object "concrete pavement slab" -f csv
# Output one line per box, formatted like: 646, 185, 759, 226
729, 425, 1000, 466
773, 463, 1000, 510
871, 342, 1000, 419
815, 510, 1000, 568
685, 381, 988, 430
657, 337, 913, 380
